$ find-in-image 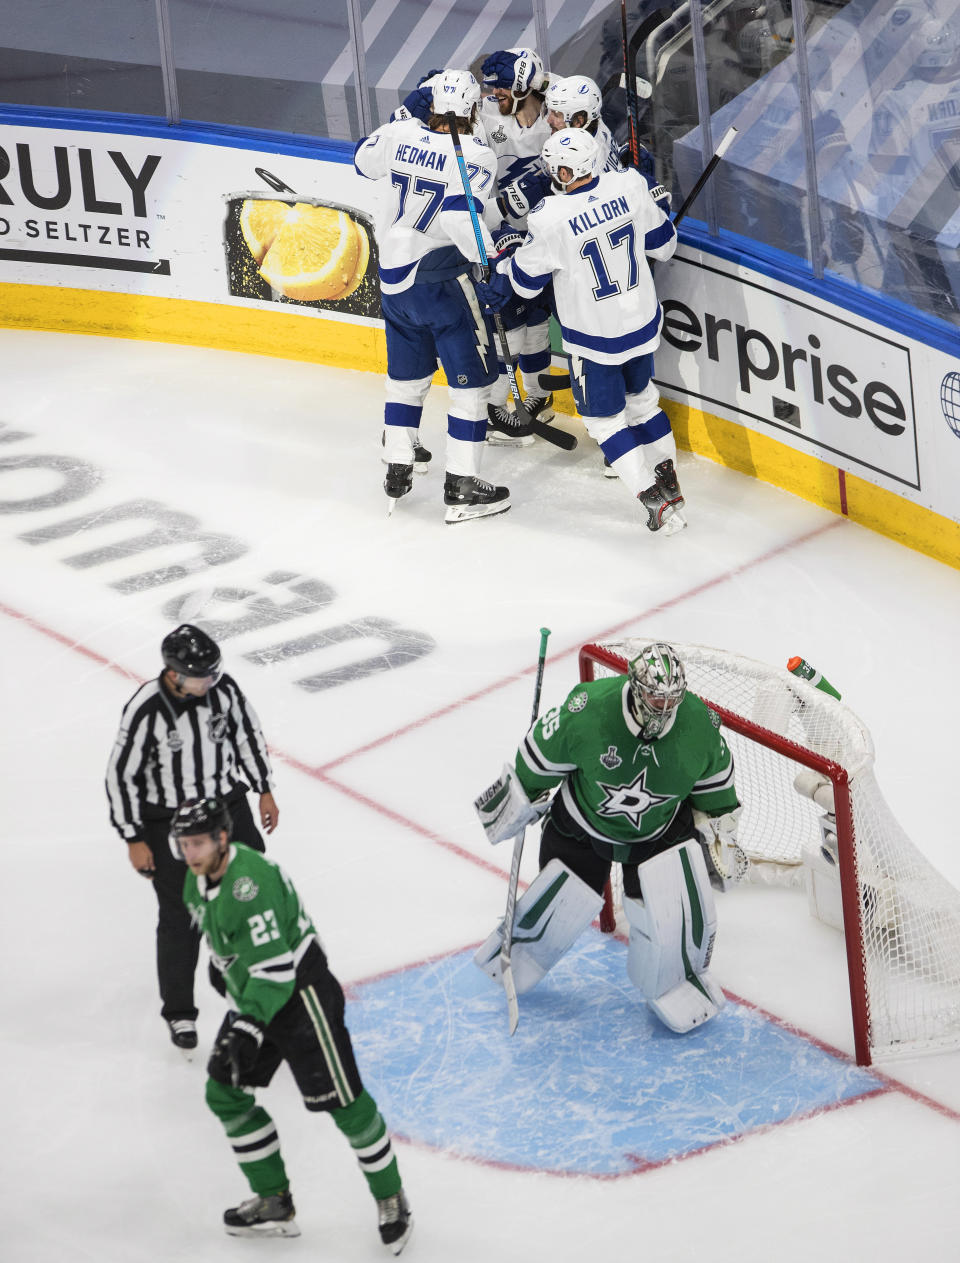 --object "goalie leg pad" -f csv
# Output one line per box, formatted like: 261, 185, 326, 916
623, 841, 725, 1033
474, 859, 603, 995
